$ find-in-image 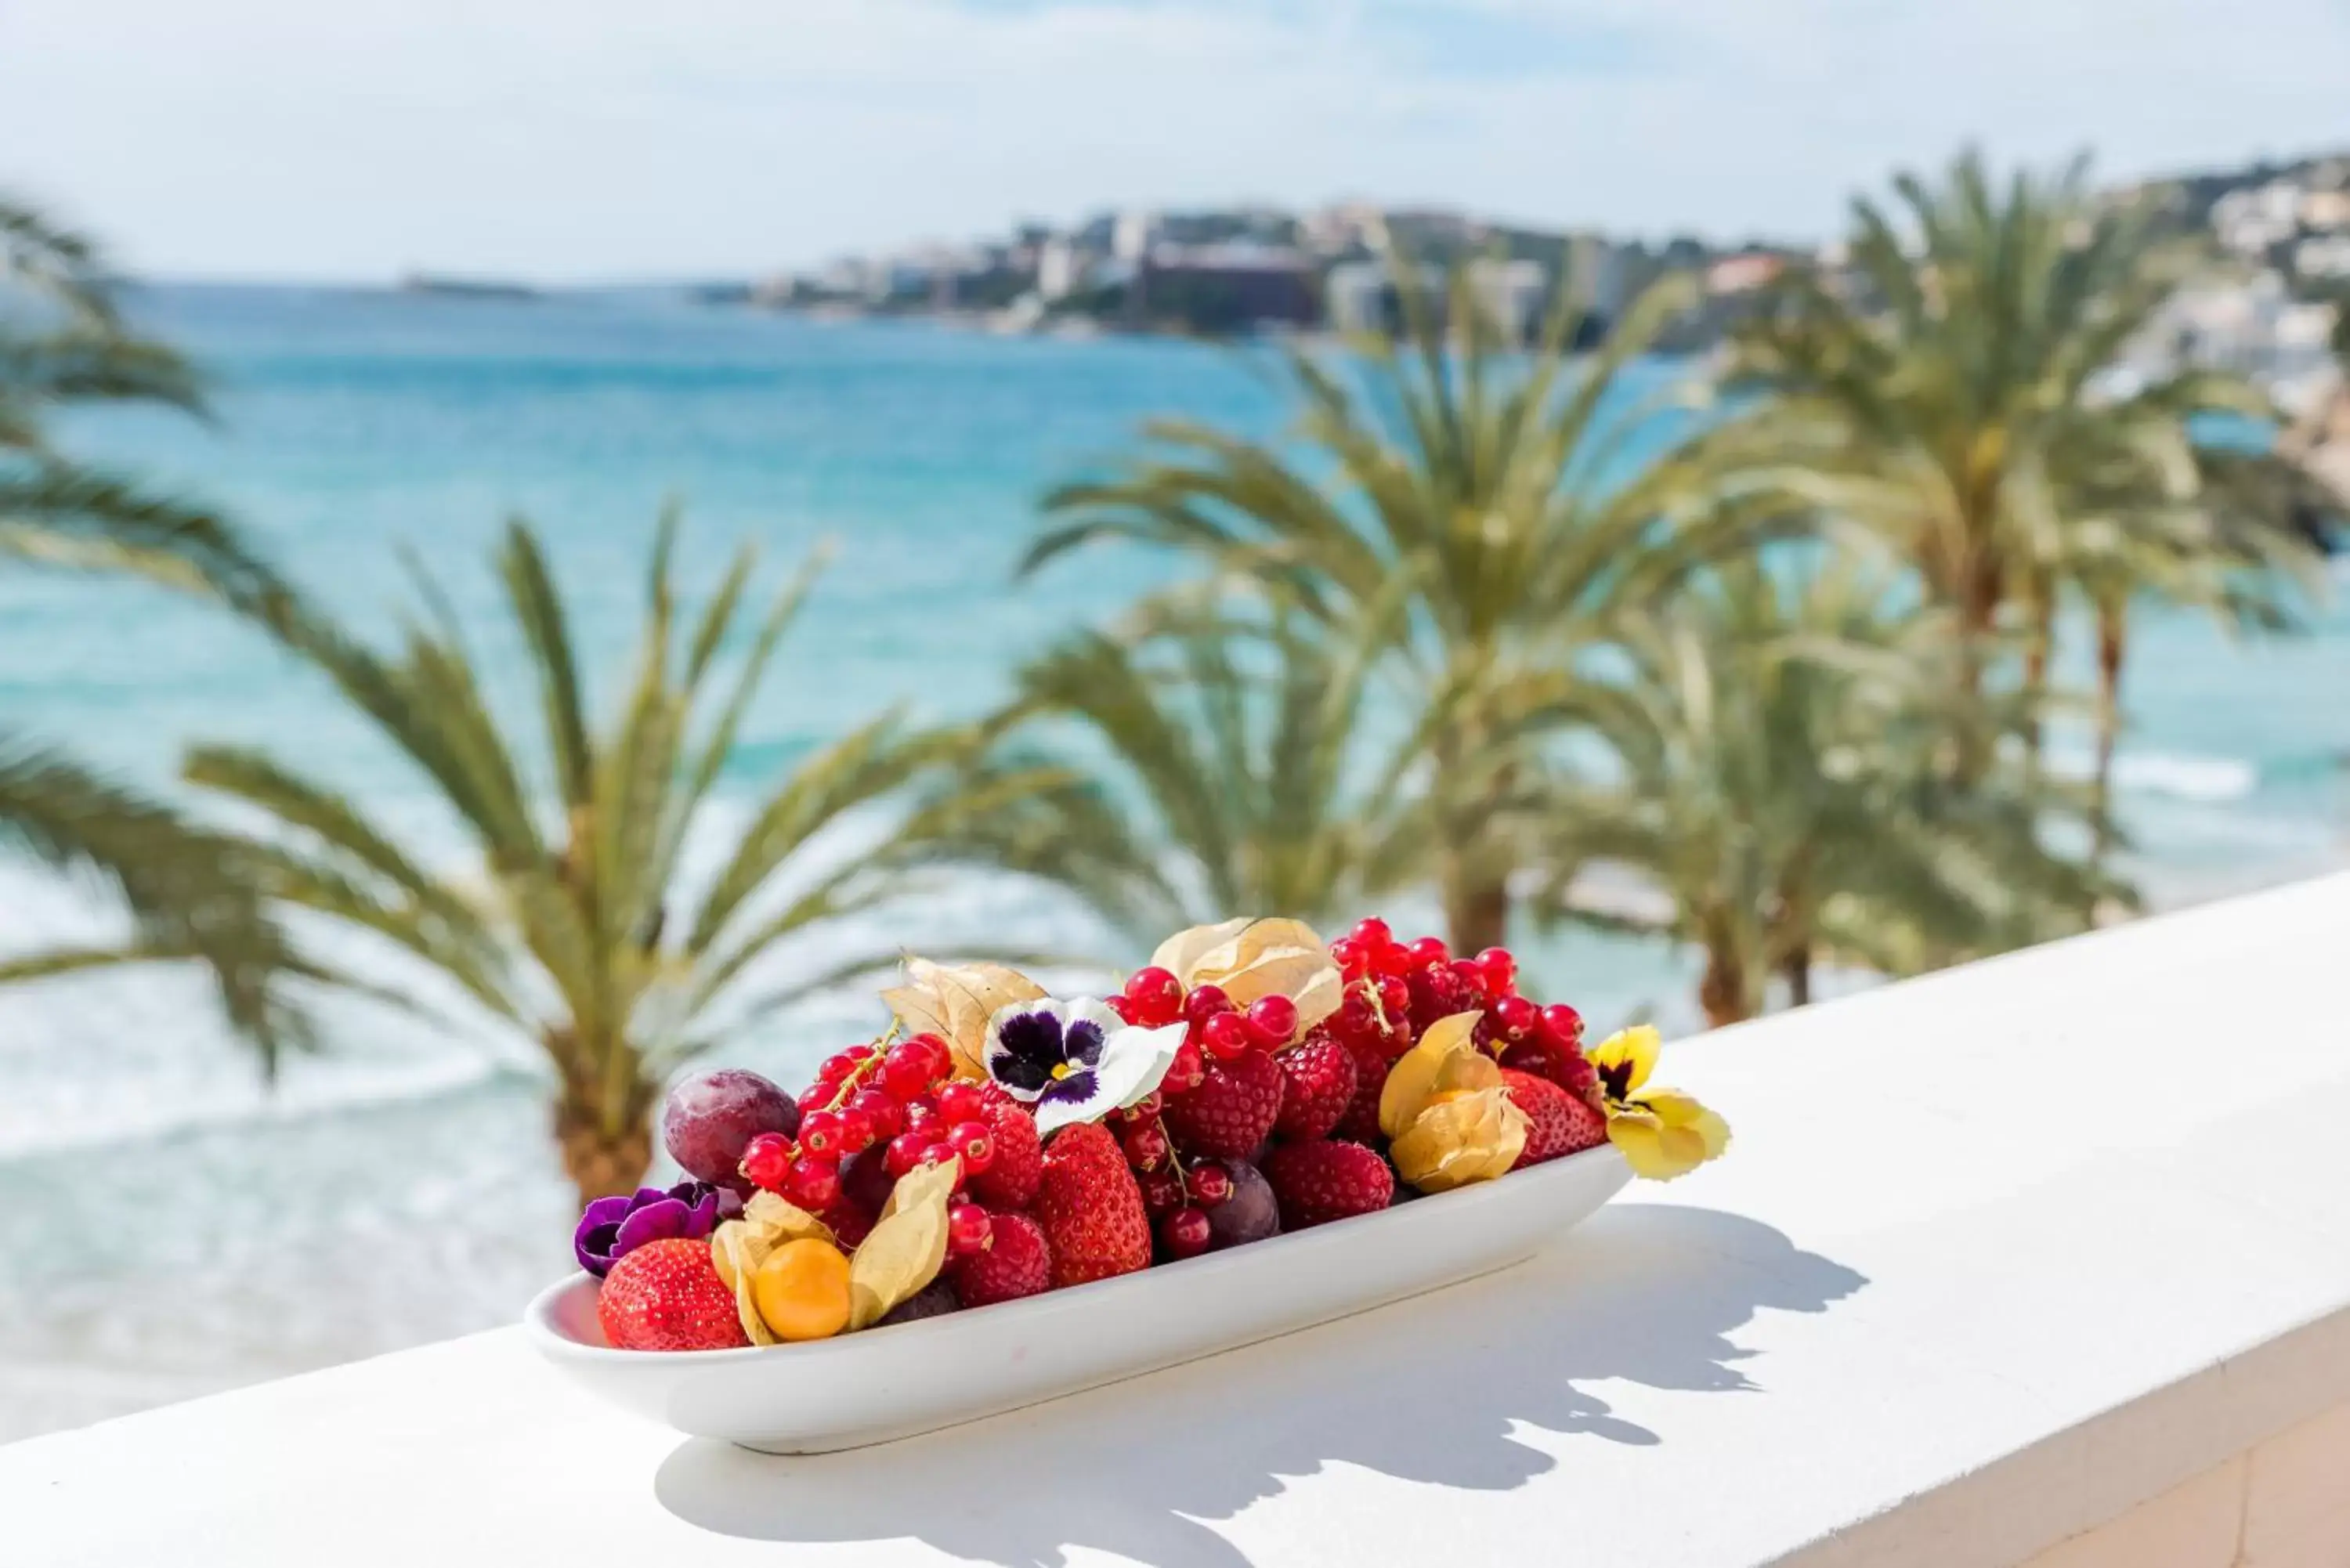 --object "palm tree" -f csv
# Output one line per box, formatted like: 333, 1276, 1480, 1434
1723, 151, 2323, 793
913, 598, 1418, 948
1022, 262, 1768, 954
0, 194, 305, 1056
186, 518, 959, 1201
1531, 551, 2119, 1027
